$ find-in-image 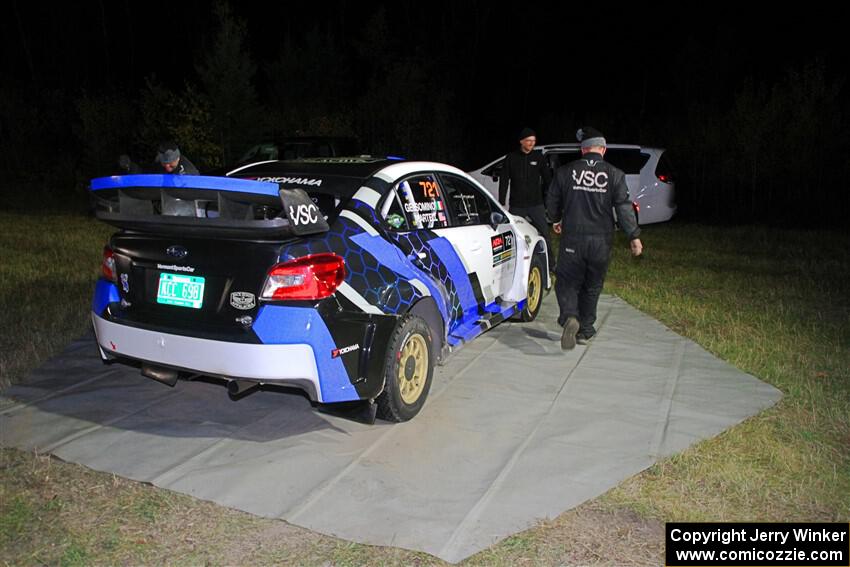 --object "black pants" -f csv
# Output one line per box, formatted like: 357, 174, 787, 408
511, 204, 555, 270
555, 233, 612, 334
